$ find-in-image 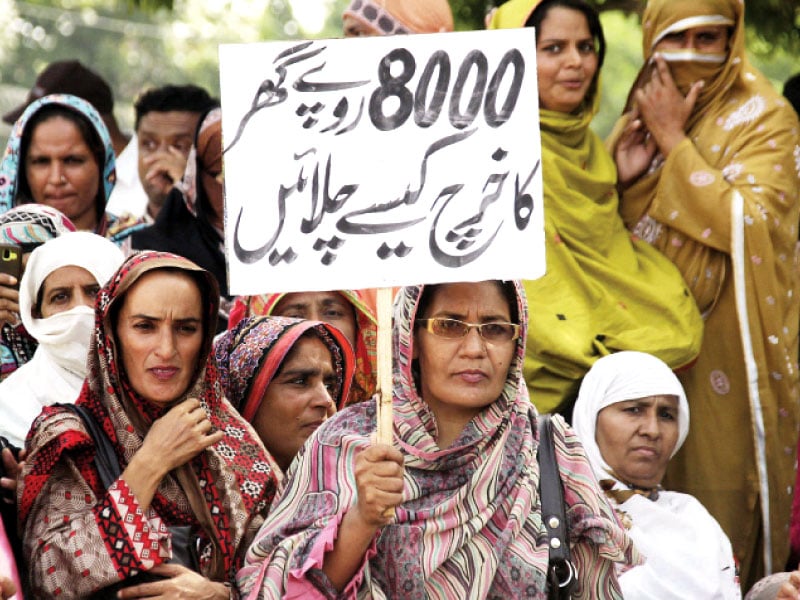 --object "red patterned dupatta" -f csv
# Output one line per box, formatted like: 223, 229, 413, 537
20, 251, 278, 582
